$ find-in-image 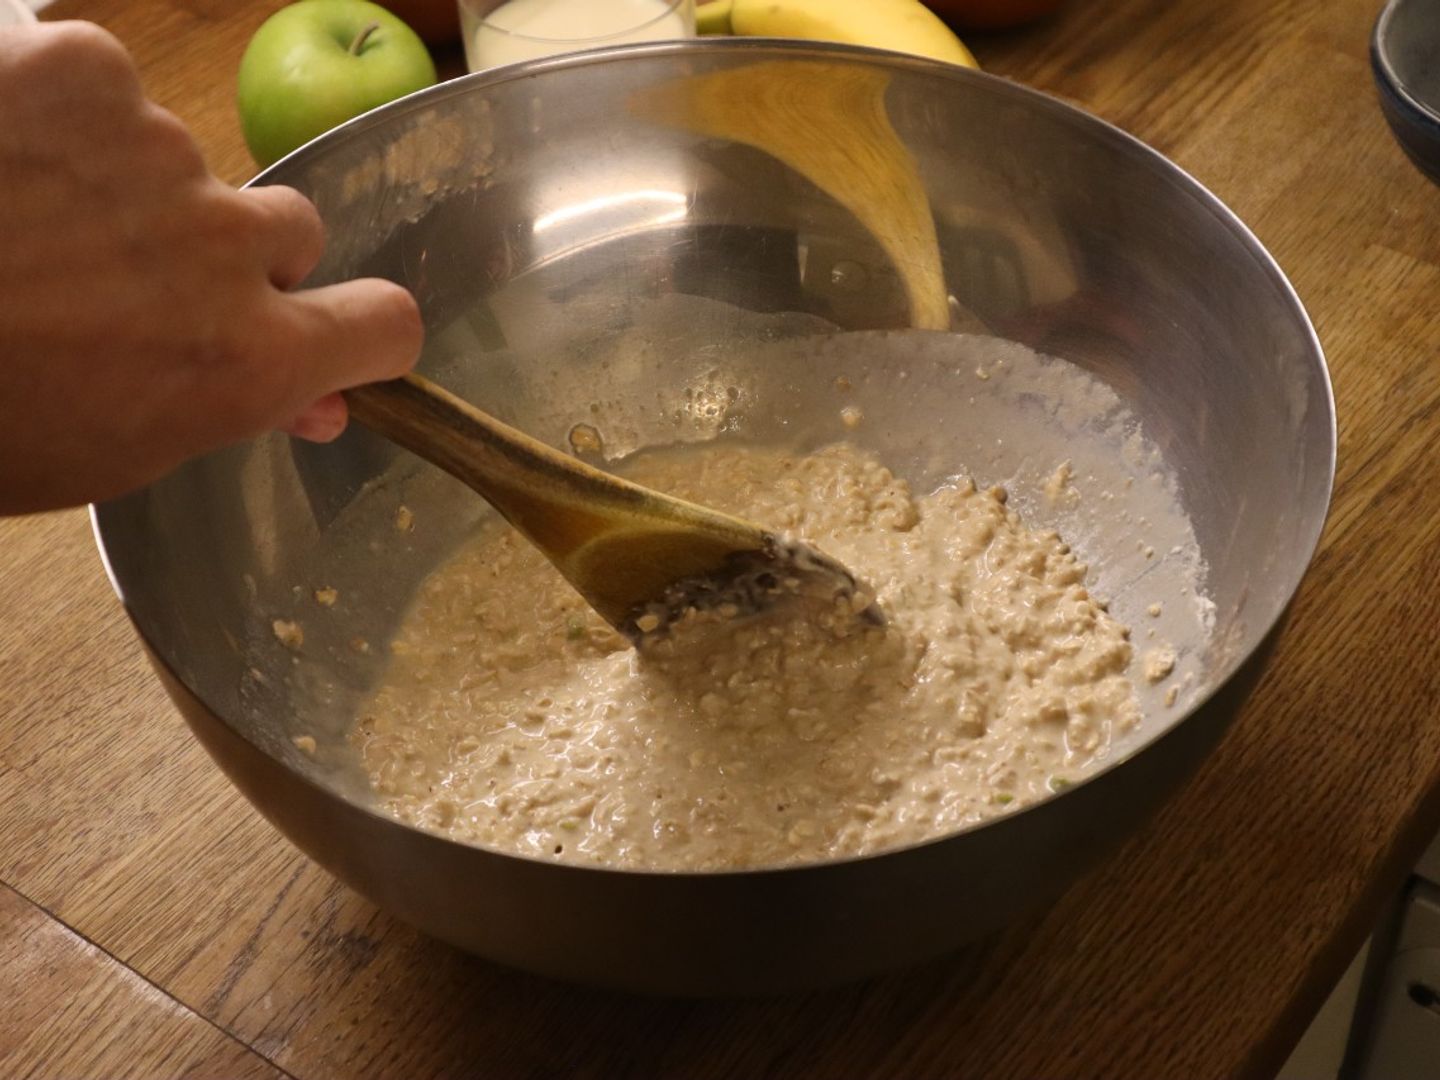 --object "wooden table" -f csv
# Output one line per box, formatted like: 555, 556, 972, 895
4, 0, 1438, 1076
